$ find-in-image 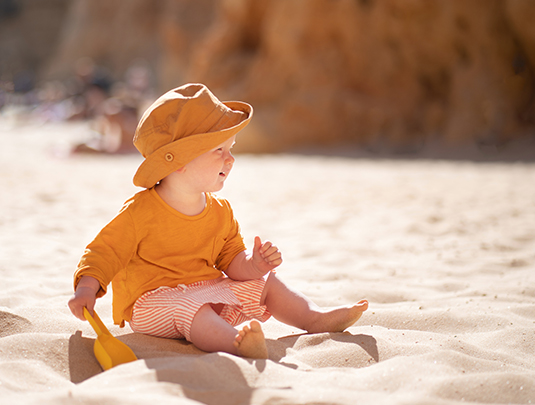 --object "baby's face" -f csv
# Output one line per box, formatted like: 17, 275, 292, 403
181, 136, 237, 193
